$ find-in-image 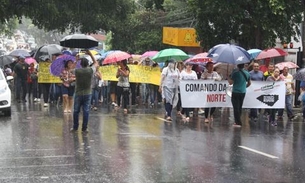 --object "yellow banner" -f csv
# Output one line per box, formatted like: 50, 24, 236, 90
162, 27, 200, 47
38, 62, 61, 83
99, 65, 161, 86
